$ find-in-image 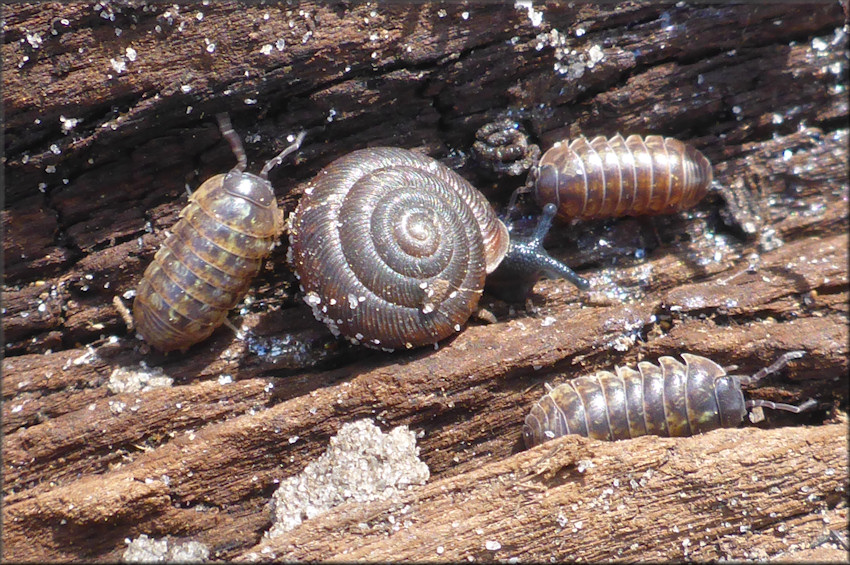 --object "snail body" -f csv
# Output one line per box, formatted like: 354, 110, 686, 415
288, 147, 509, 350
523, 351, 815, 448
532, 134, 713, 220
133, 115, 303, 352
